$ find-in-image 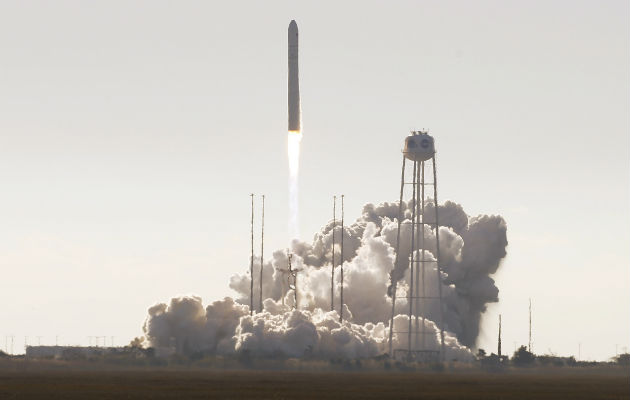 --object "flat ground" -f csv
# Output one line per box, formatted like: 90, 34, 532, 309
0, 364, 627, 399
